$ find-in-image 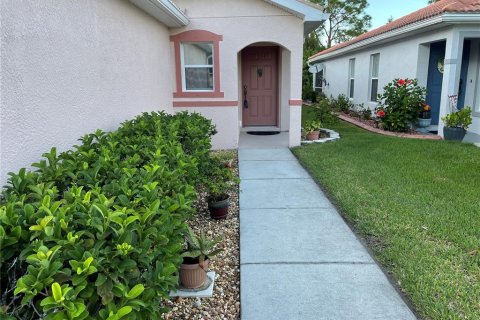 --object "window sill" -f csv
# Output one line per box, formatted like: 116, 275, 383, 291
173, 91, 225, 98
